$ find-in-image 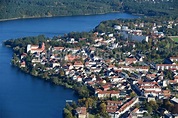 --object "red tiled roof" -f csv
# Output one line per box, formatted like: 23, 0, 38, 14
136, 66, 149, 69
174, 76, 178, 79
74, 61, 83, 66
125, 58, 137, 62
119, 98, 136, 112
170, 56, 178, 59
53, 47, 64, 50
76, 107, 87, 115
107, 100, 122, 105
